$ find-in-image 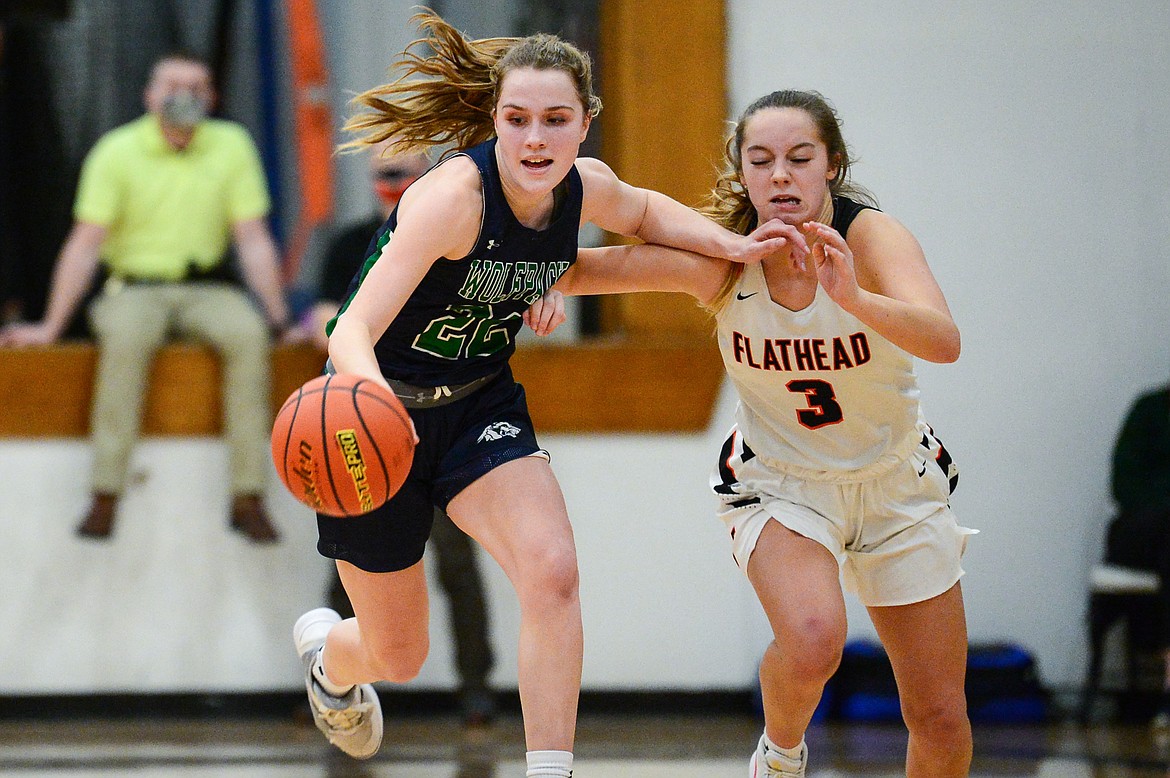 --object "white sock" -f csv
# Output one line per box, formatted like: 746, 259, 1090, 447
526, 749, 573, 777
759, 732, 805, 765
312, 648, 354, 698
